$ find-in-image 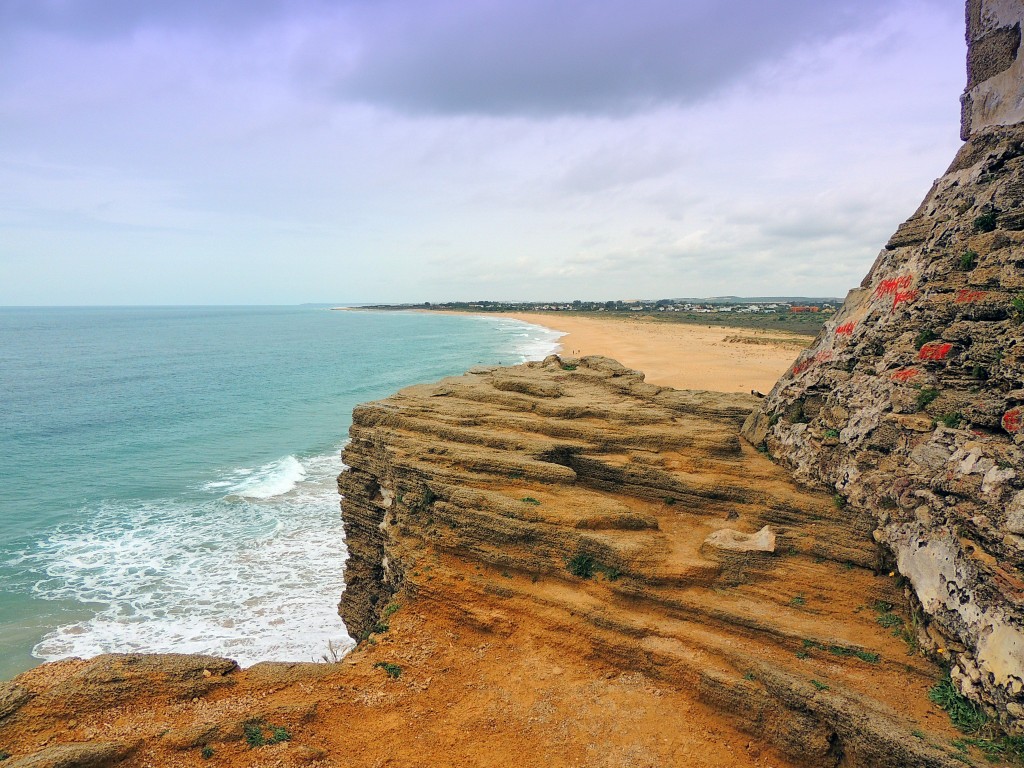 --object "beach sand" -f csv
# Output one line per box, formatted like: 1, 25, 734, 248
500, 312, 811, 393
